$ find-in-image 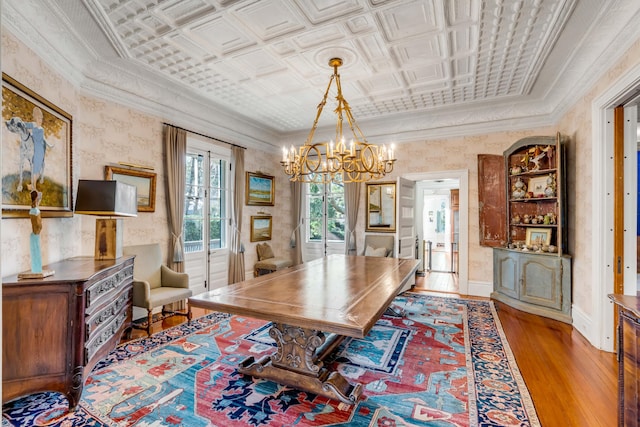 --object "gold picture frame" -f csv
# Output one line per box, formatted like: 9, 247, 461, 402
525, 228, 551, 247
365, 182, 396, 232
105, 165, 156, 212
246, 172, 275, 206
2, 73, 73, 218
250, 215, 272, 242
